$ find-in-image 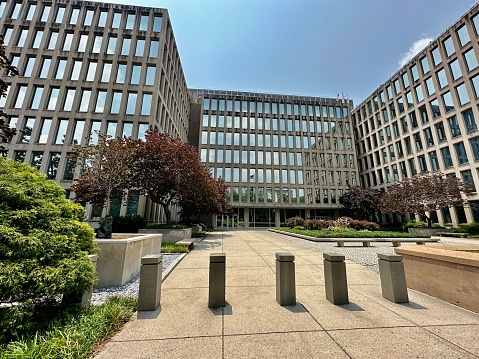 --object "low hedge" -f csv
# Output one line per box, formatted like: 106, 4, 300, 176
458, 222, 479, 235
145, 223, 187, 230
275, 228, 429, 238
